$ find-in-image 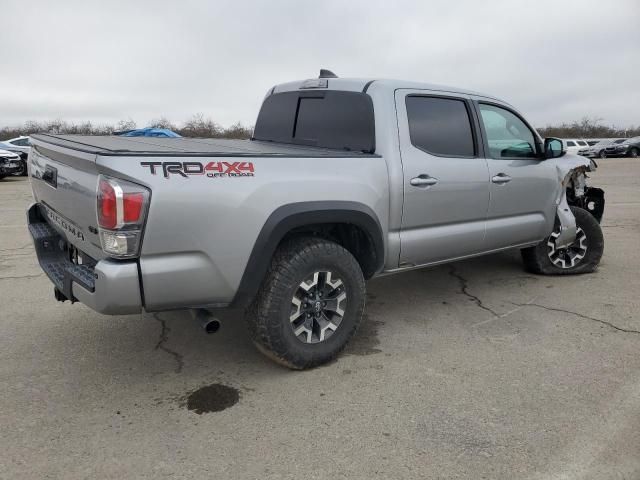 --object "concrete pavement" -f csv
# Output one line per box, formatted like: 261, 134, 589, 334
1, 158, 639, 479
